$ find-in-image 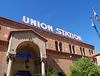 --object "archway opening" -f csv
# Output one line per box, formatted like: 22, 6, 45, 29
12, 41, 41, 76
